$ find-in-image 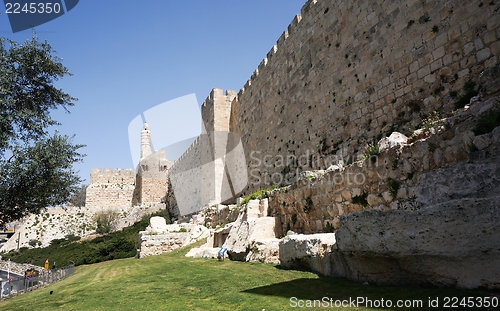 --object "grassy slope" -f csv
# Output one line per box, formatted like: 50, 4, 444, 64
0, 242, 494, 311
